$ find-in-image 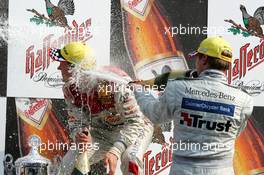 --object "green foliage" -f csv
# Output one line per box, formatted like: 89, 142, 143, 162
227, 27, 240, 35
30, 16, 44, 25
242, 31, 250, 37
29, 16, 56, 27
227, 26, 250, 37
